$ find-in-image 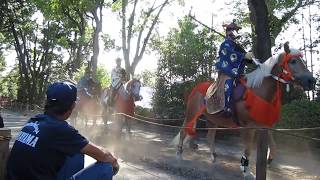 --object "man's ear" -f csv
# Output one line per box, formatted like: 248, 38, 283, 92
284, 42, 290, 54
72, 102, 76, 109
69, 102, 76, 112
